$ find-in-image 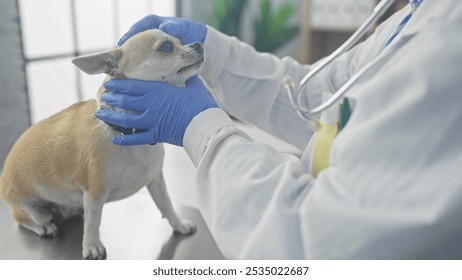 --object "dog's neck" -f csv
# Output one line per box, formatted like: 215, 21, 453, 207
96, 75, 145, 136
96, 75, 114, 106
